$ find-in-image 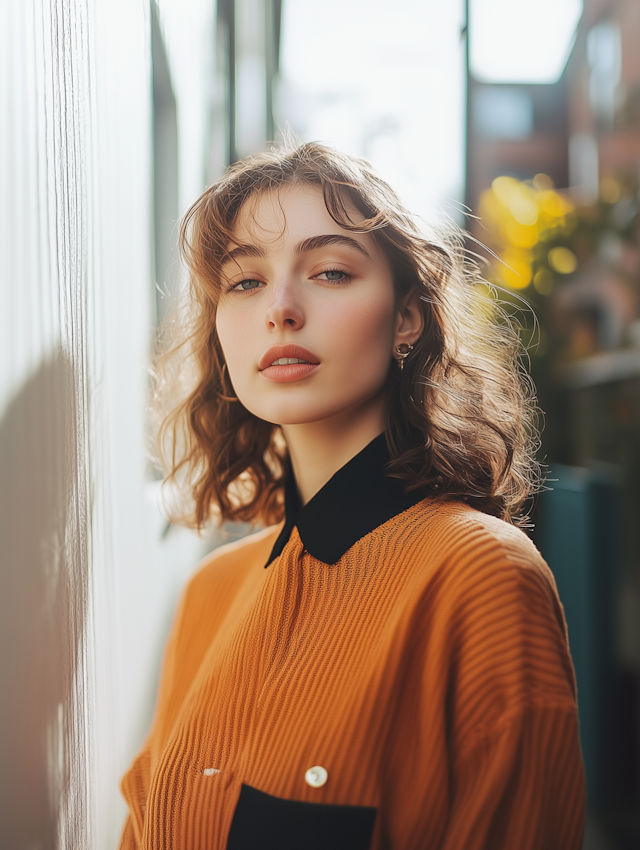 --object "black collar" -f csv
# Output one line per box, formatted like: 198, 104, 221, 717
265, 433, 425, 567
